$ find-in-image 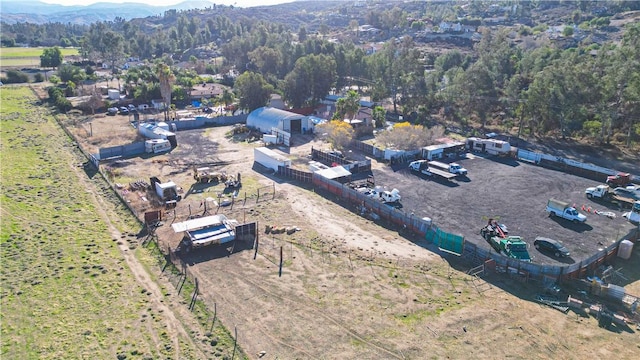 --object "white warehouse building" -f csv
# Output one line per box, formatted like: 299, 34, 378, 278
246, 107, 315, 134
